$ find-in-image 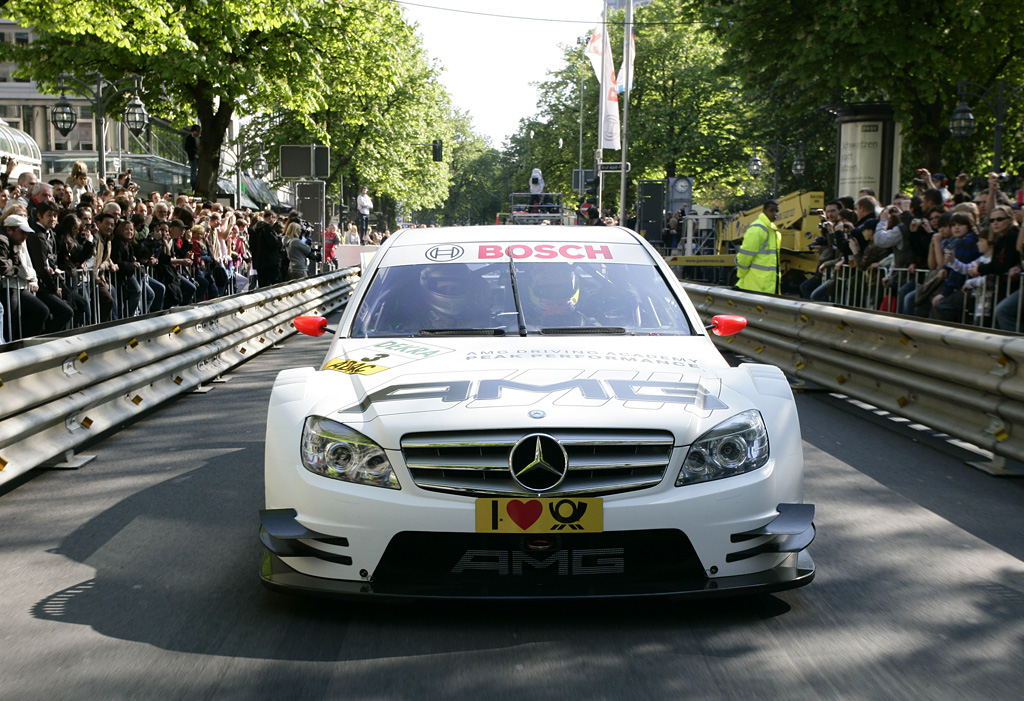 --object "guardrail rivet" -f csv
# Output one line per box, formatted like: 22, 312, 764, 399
995, 429, 1010, 442
726, 337, 734, 344
796, 362, 805, 370
899, 334, 910, 345
897, 396, 908, 407
836, 374, 846, 384
78, 352, 89, 362
0, 378, 4, 389
259, 301, 265, 307
174, 376, 184, 385
727, 300, 735, 307
706, 296, 713, 303
837, 322, 846, 330
0, 456, 7, 470
259, 337, 266, 344
799, 314, 808, 323
131, 395, 143, 405
81, 417, 93, 429
240, 347, 247, 354
755, 347, 764, 354
998, 354, 1010, 367
756, 305, 764, 313
173, 326, 182, 335
128, 338, 139, 348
